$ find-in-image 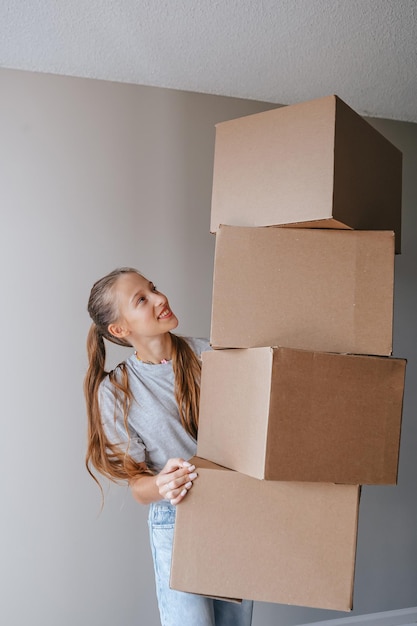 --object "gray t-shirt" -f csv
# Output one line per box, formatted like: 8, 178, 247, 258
99, 336, 211, 474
